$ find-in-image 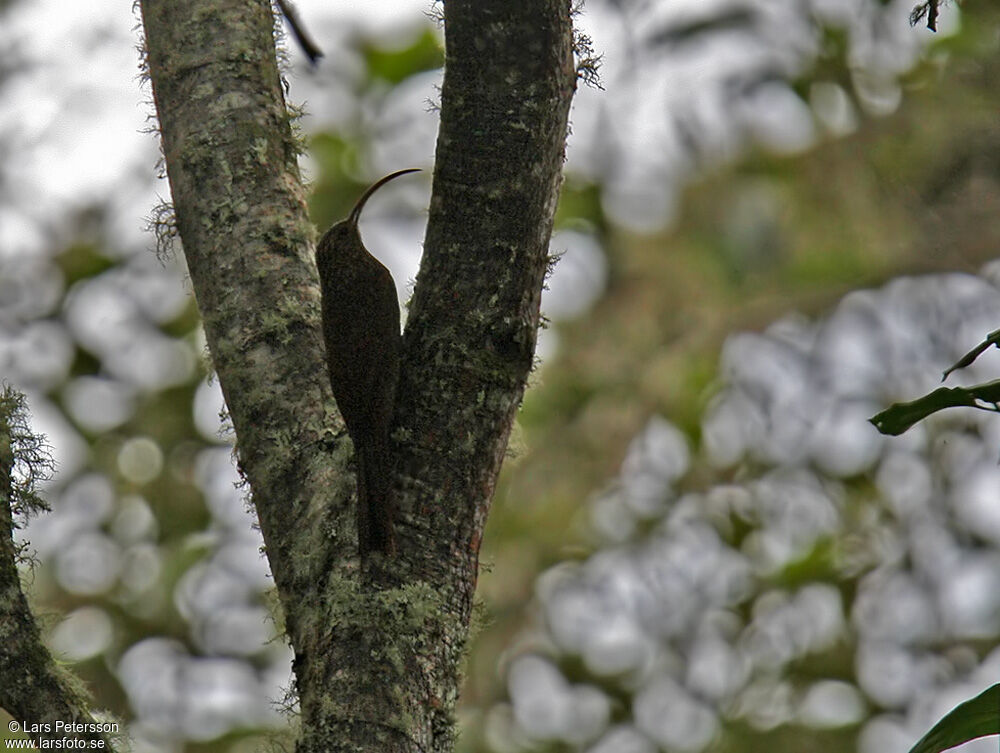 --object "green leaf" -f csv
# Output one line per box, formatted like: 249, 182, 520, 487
362, 28, 443, 86
869, 380, 1000, 436
908, 684, 1000, 753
